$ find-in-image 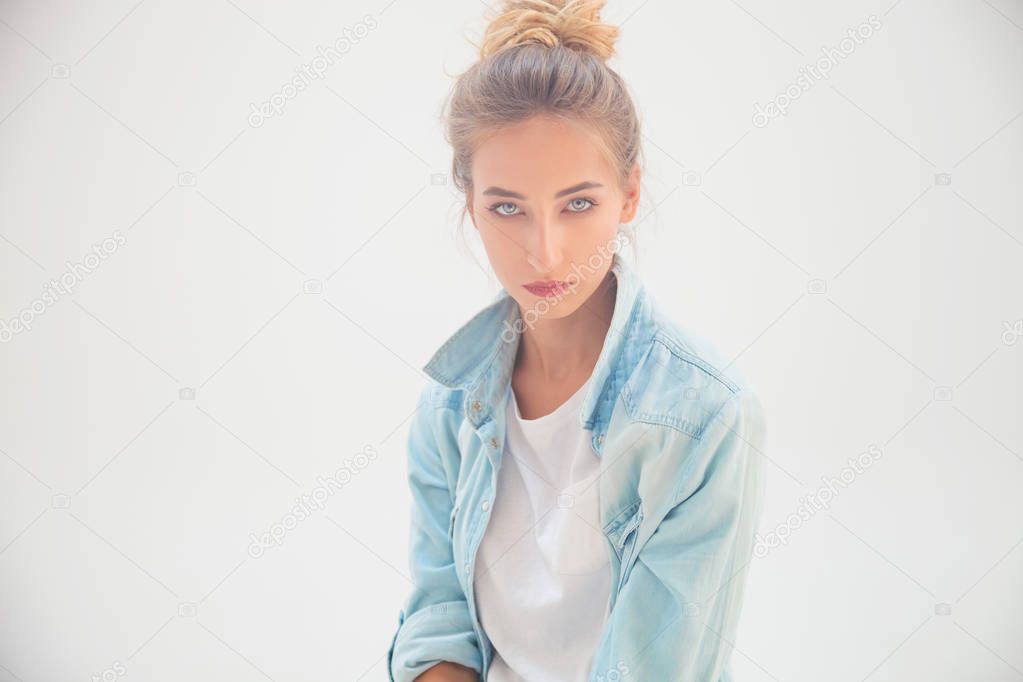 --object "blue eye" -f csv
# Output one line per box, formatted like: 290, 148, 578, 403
488, 202, 520, 217
567, 197, 596, 212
